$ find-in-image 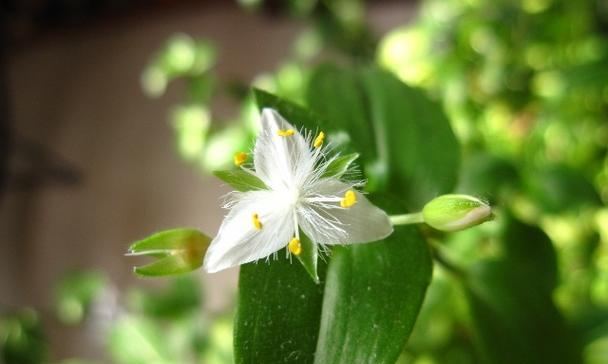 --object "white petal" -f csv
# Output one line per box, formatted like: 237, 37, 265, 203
203, 191, 294, 273
254, 108, 314, 190
298, 179, 393, 245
